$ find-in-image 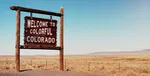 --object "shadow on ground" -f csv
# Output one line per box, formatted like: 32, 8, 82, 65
0, 70, 104, 76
